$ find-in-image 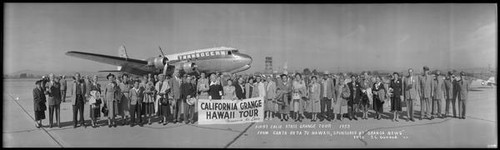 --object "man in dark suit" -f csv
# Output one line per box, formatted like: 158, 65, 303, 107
234, 77, 246, 100
181, 75, 197, 124
347, 75, 361, 120
444, 71, 456, 118
72, 73, 86, 128
46, 74, 62, 128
